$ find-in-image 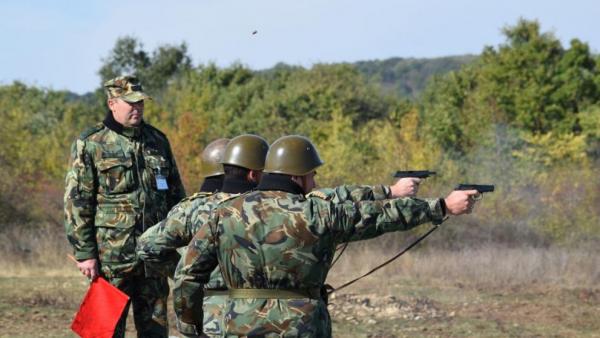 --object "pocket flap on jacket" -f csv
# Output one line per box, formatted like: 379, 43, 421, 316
97, 157, 133, 172
95, 206, 137, 228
